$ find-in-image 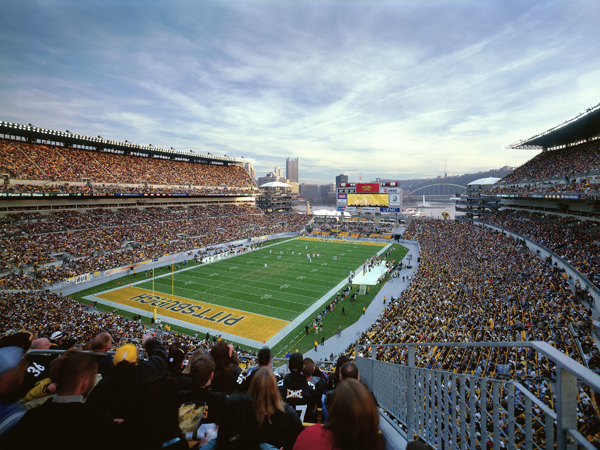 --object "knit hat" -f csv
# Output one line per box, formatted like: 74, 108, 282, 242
0, 346, 24, 376
113, 344, 138, 365
168, 348, 186, 371
289, 352, 304, 373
